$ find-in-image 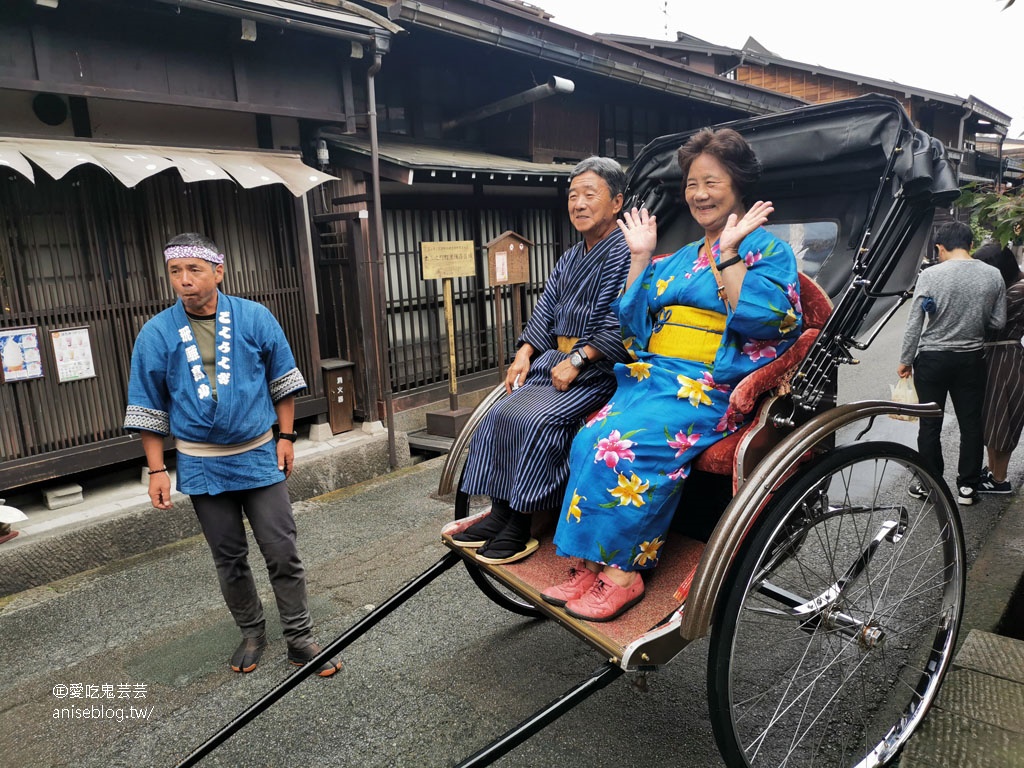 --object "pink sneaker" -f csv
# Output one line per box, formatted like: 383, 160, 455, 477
564, 573, 644, 622
541, 565, 598, 607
